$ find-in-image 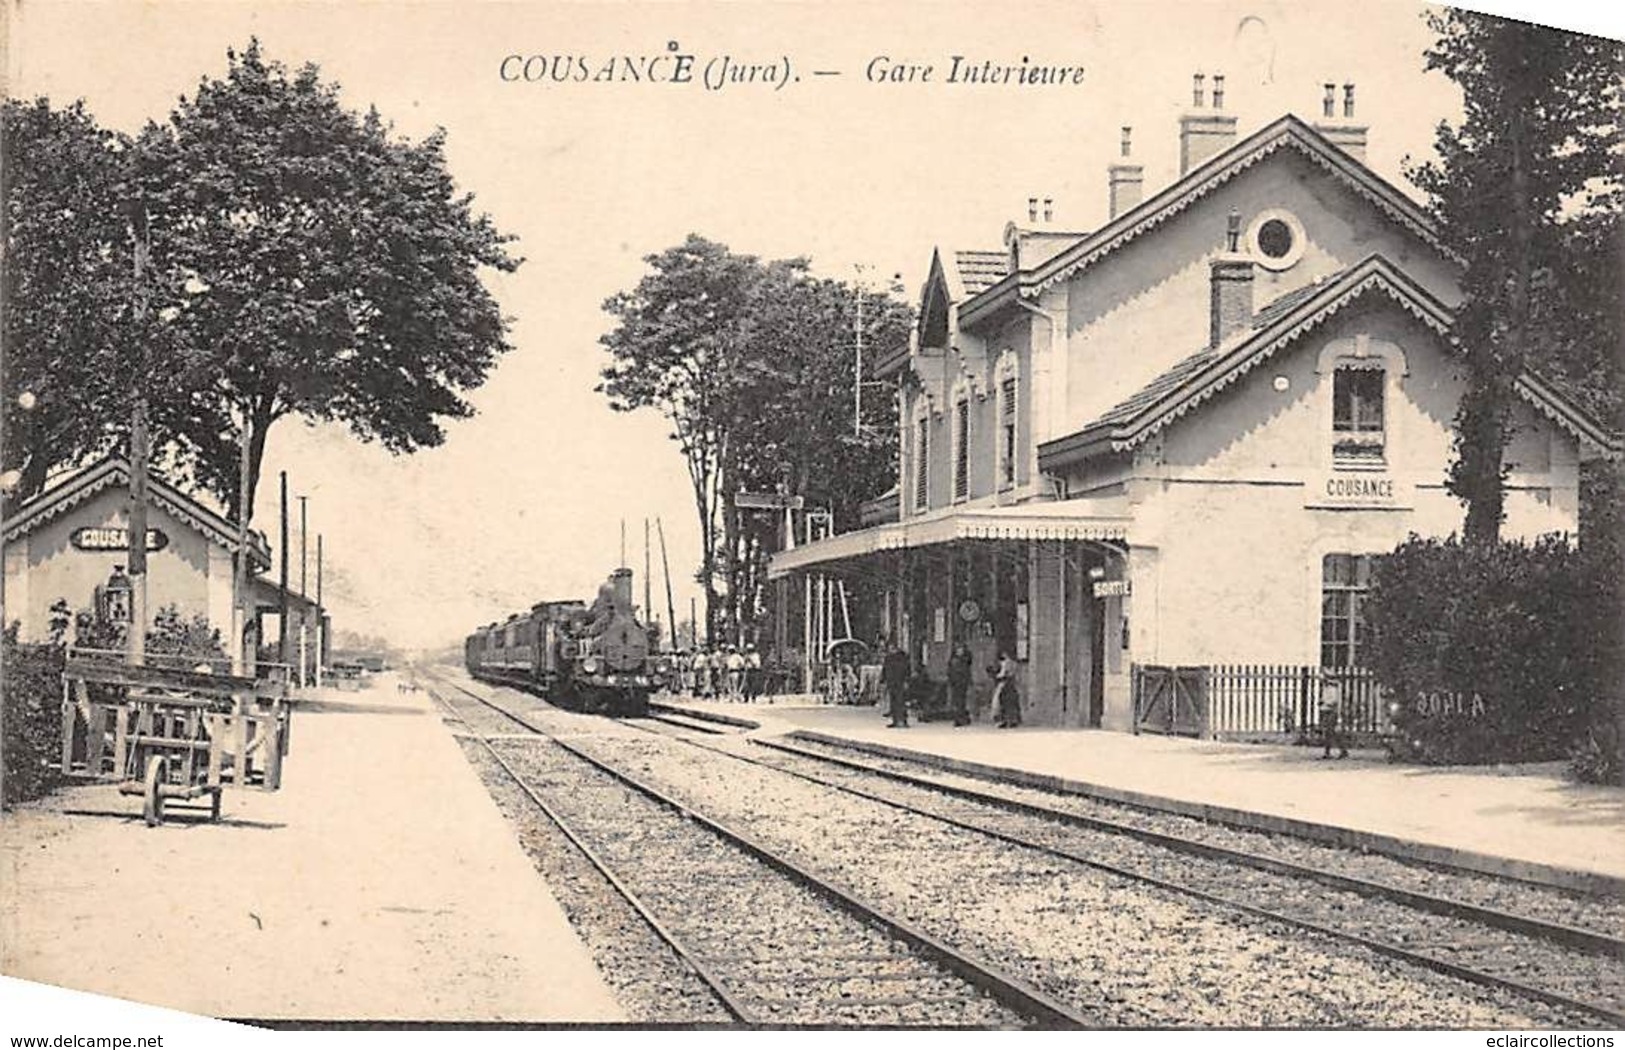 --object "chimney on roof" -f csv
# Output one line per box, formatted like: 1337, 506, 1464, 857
1108, 125, 1144, 219
1180, 71, 1238, 175
1043, 198, 1054, 223
1209, 209, 1255, 346
1313, 81, 1368, 161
